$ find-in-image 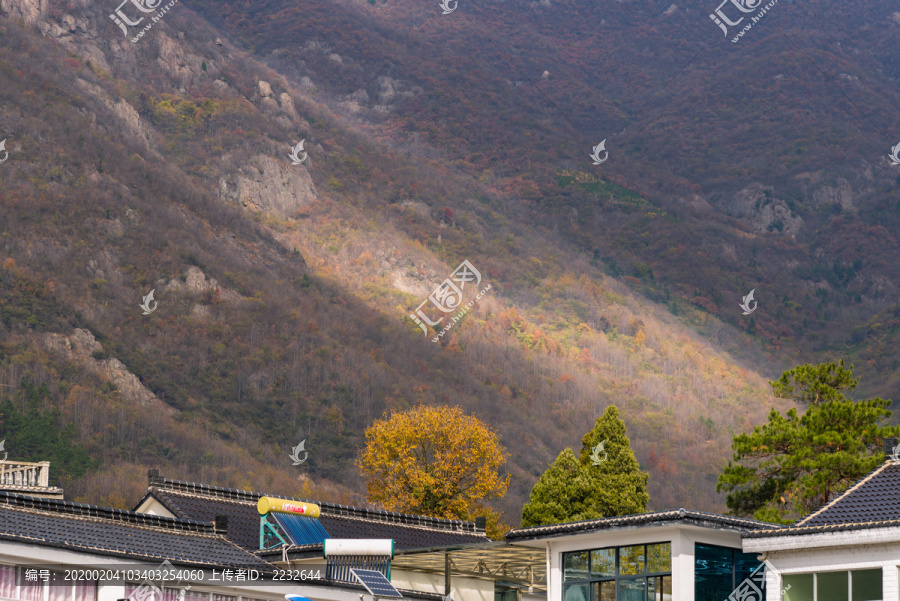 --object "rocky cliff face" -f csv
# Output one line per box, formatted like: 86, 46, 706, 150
218, 154, 318, 219
41, 329, 176, 414
725, 183, 803, 236
1, 0, 319, 224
